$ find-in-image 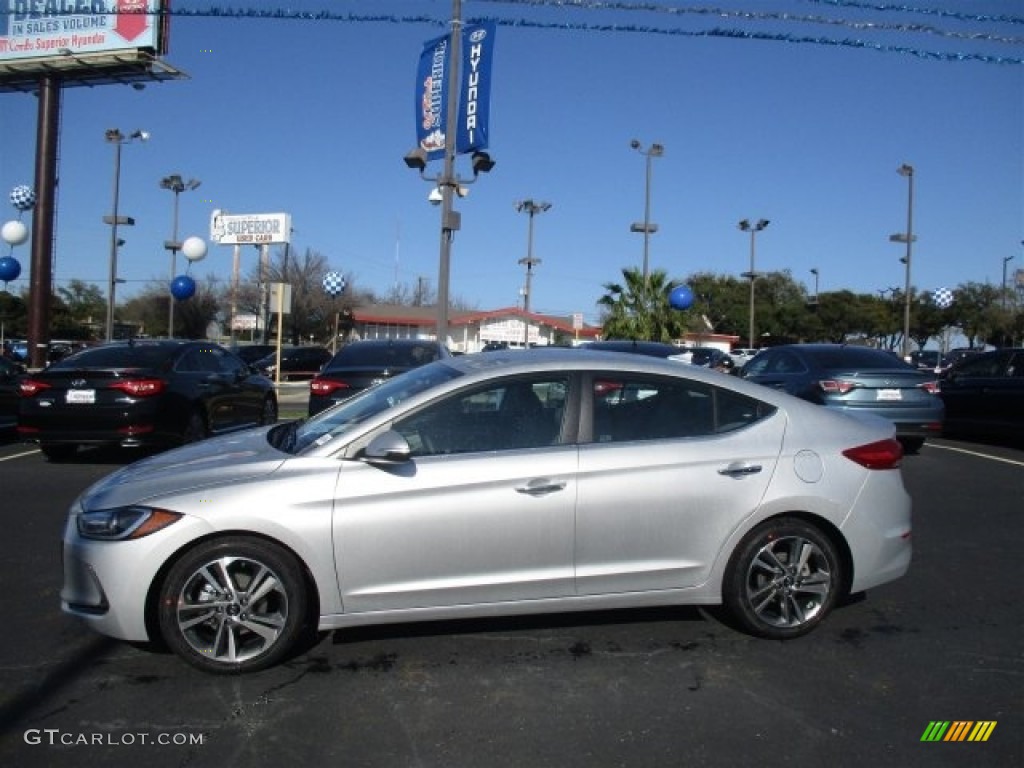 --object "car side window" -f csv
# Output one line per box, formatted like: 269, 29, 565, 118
394, 376, 568, 456
766, 351, 804, 374
743, 353, 772, 377
216, 350, 246, 377
176, 348, 219, 374
590, 375, 775, 443
955, 355, 1004, 379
